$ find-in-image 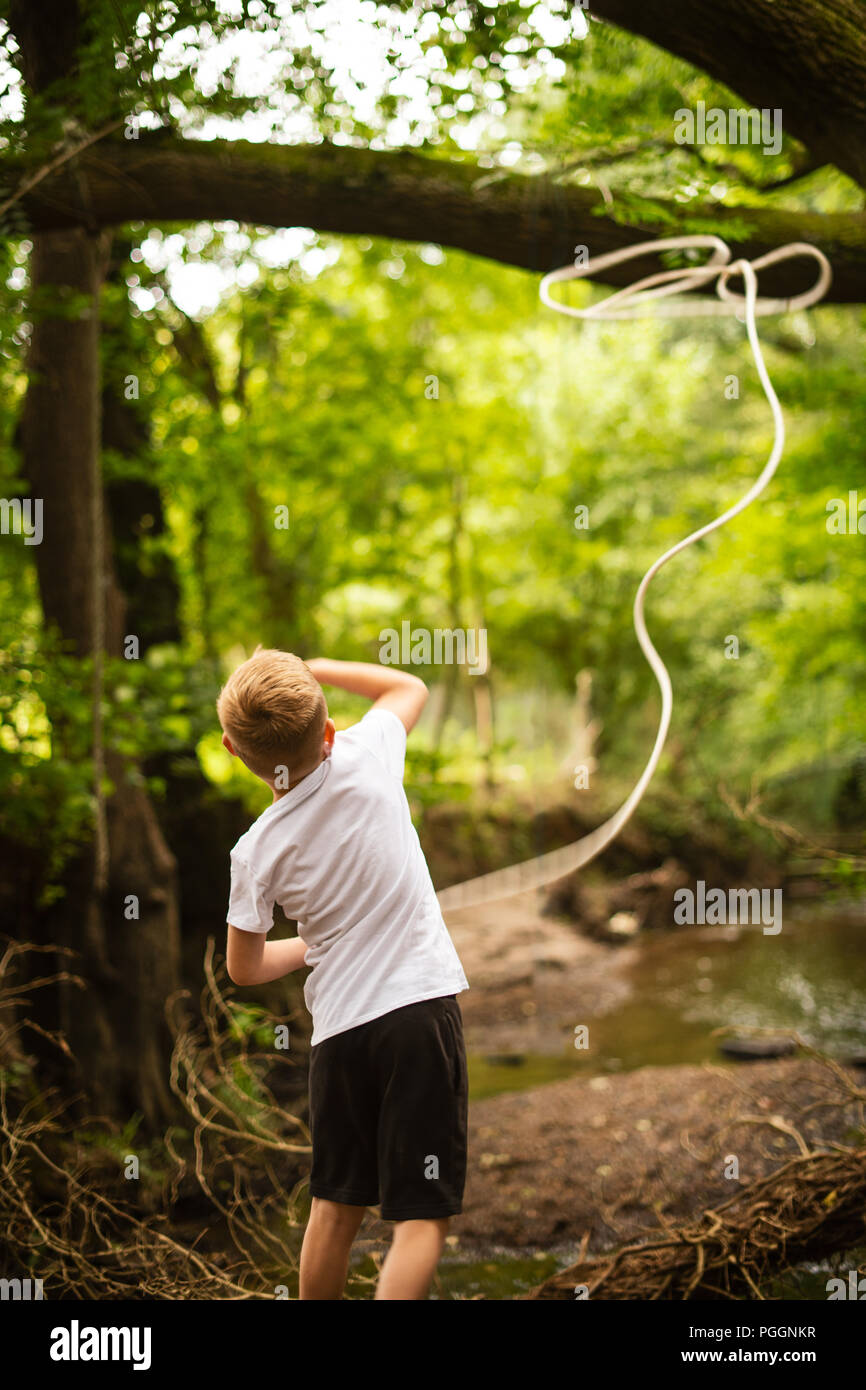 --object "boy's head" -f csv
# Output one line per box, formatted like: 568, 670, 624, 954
217, 648, 333, 785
